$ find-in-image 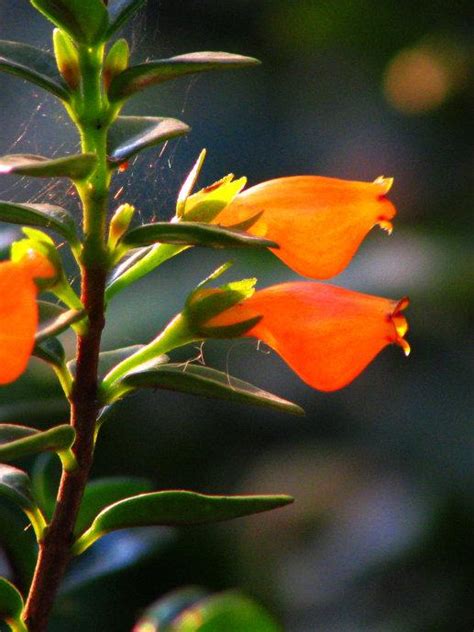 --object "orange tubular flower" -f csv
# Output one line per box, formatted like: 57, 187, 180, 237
213, 175, 395, 279
207, 282, 410, 392
0, 254, 55, 385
